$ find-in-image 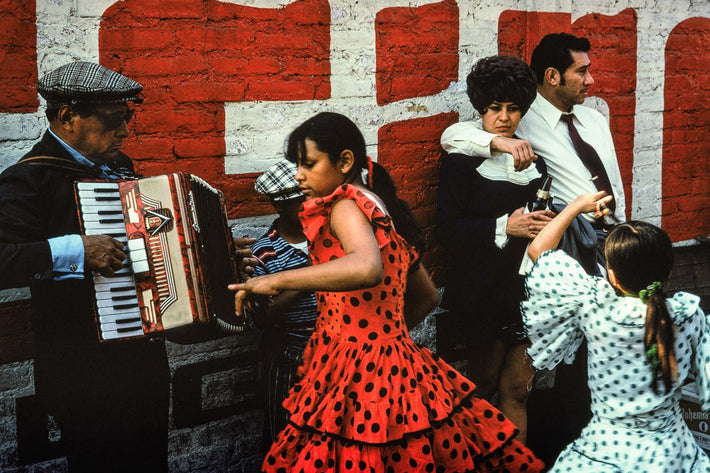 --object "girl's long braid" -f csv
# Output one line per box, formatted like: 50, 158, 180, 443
605, 221, 676, 394
644, 289, 678, 394
369, 161, 426, 255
